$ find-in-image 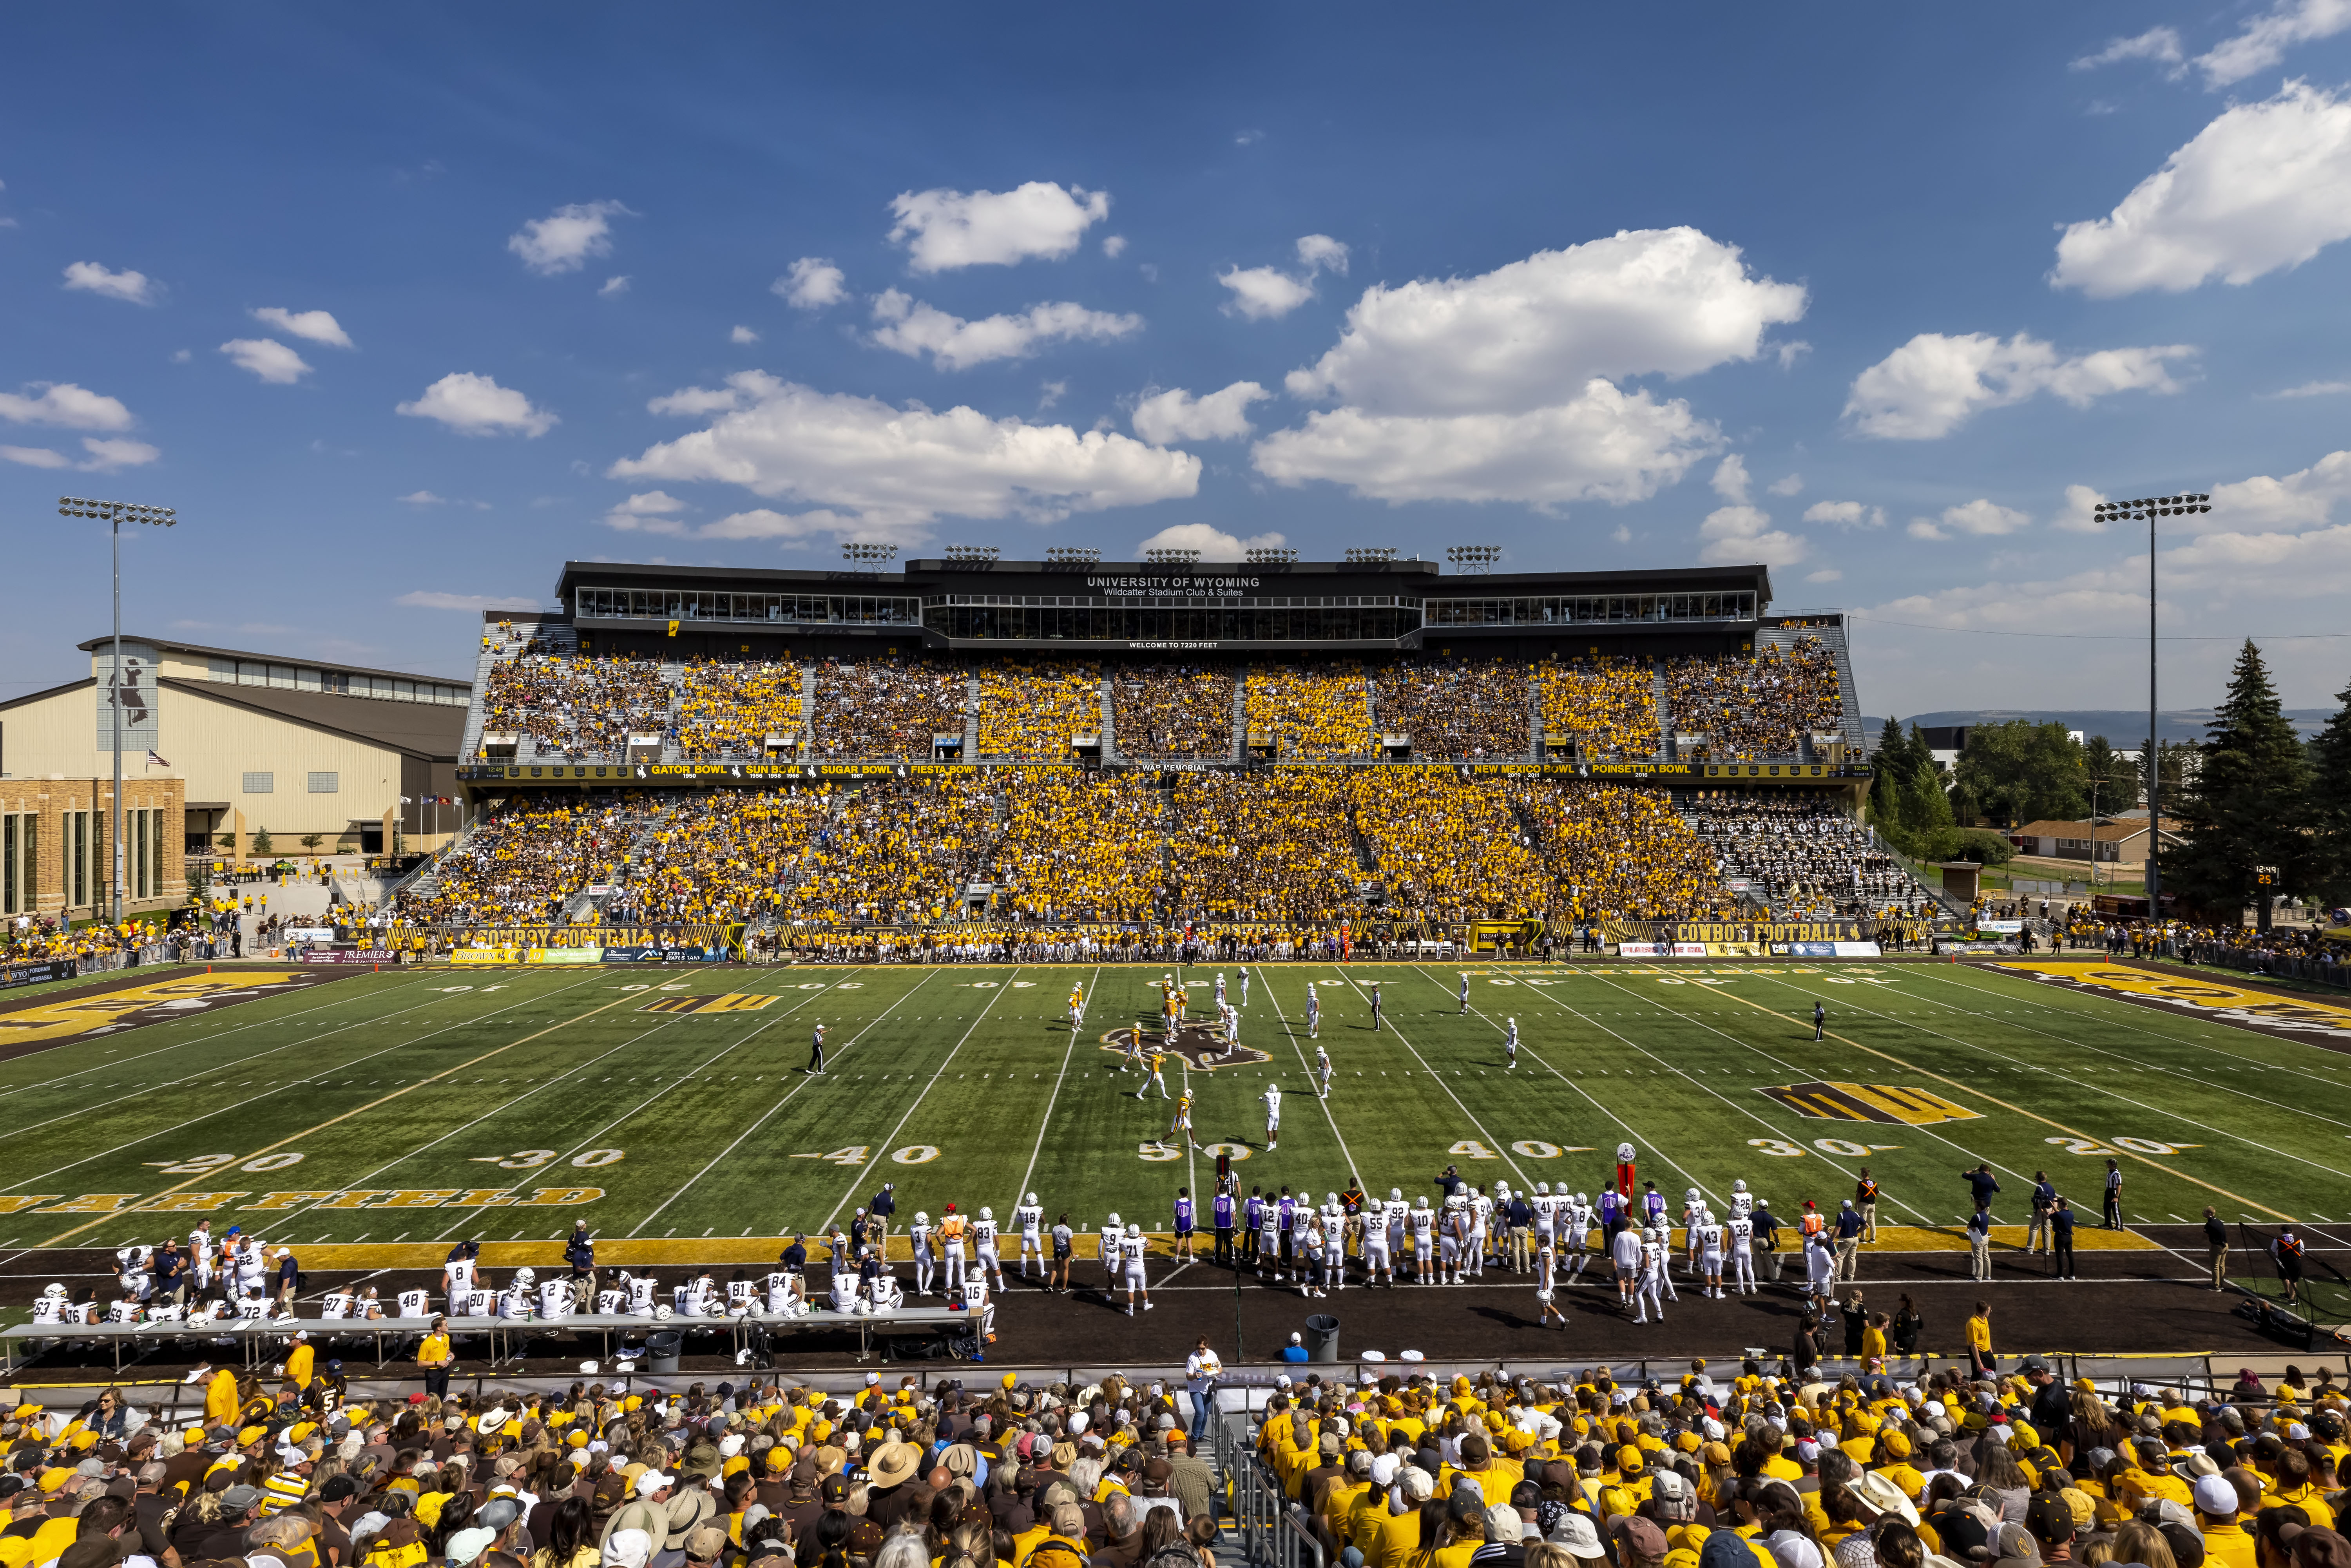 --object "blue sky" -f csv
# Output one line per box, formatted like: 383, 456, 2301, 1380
7, 4, 2351, 717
